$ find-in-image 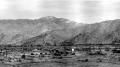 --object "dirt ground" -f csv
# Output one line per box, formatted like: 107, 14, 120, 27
0, 62, 120, 67
98, 63, 120, 67
15, 62, 120, 67
1, 57, 120, 67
